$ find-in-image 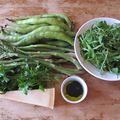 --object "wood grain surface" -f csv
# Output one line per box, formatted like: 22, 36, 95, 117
0, 0, 120, 120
